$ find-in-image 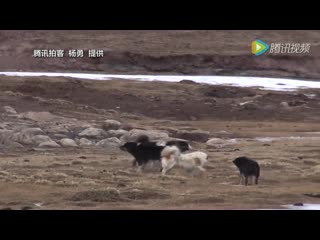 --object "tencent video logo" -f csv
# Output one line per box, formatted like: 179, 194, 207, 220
251, 39, 269, 56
